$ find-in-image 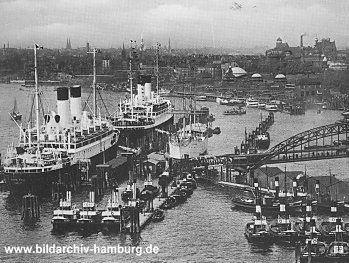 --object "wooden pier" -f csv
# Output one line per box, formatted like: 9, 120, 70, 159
125, 184, 178, 232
